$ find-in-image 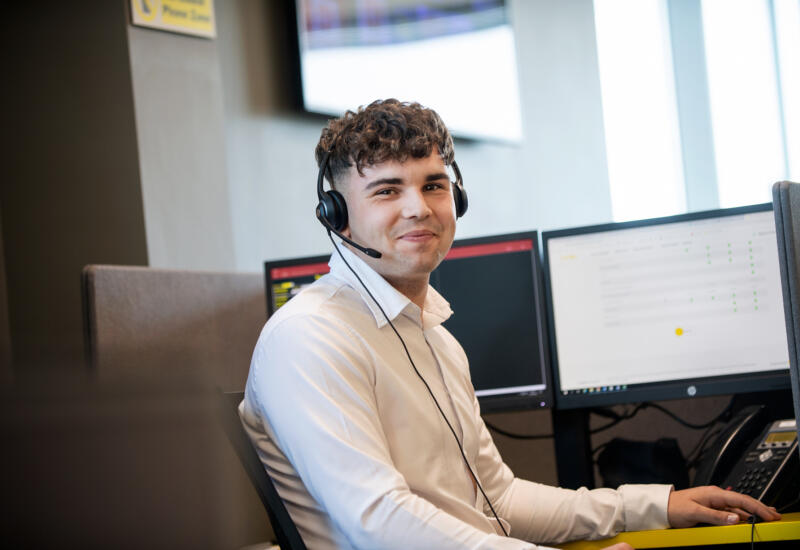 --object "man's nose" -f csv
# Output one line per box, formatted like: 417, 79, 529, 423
401, 189, 433, 219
